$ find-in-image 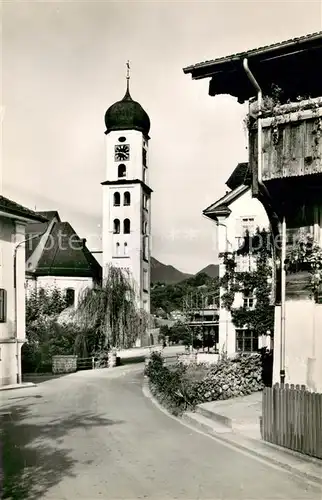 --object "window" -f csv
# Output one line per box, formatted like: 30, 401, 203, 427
236, 329, 258, 352
143, 269, 149, 291
118, 136, 126, 142
243, 289, 255, 309
142, 147, 147, 166
124, 191, 131, 206
143, 167, 147, 184
142, 221, 148, 235
124, 242, 128, 256
143, 194, 148, 210
123, 218, 131, 234
143, 235, 149, 261
118, 164, 126, 178
236, 255, 251, 272
65, 288, 75, 307
113, 219, 120, 234
115, 242, 120, 256
113, 192, 120, 206
0, 289, 7, 322
241, 217, 255, 236
315, 283, 322, 303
